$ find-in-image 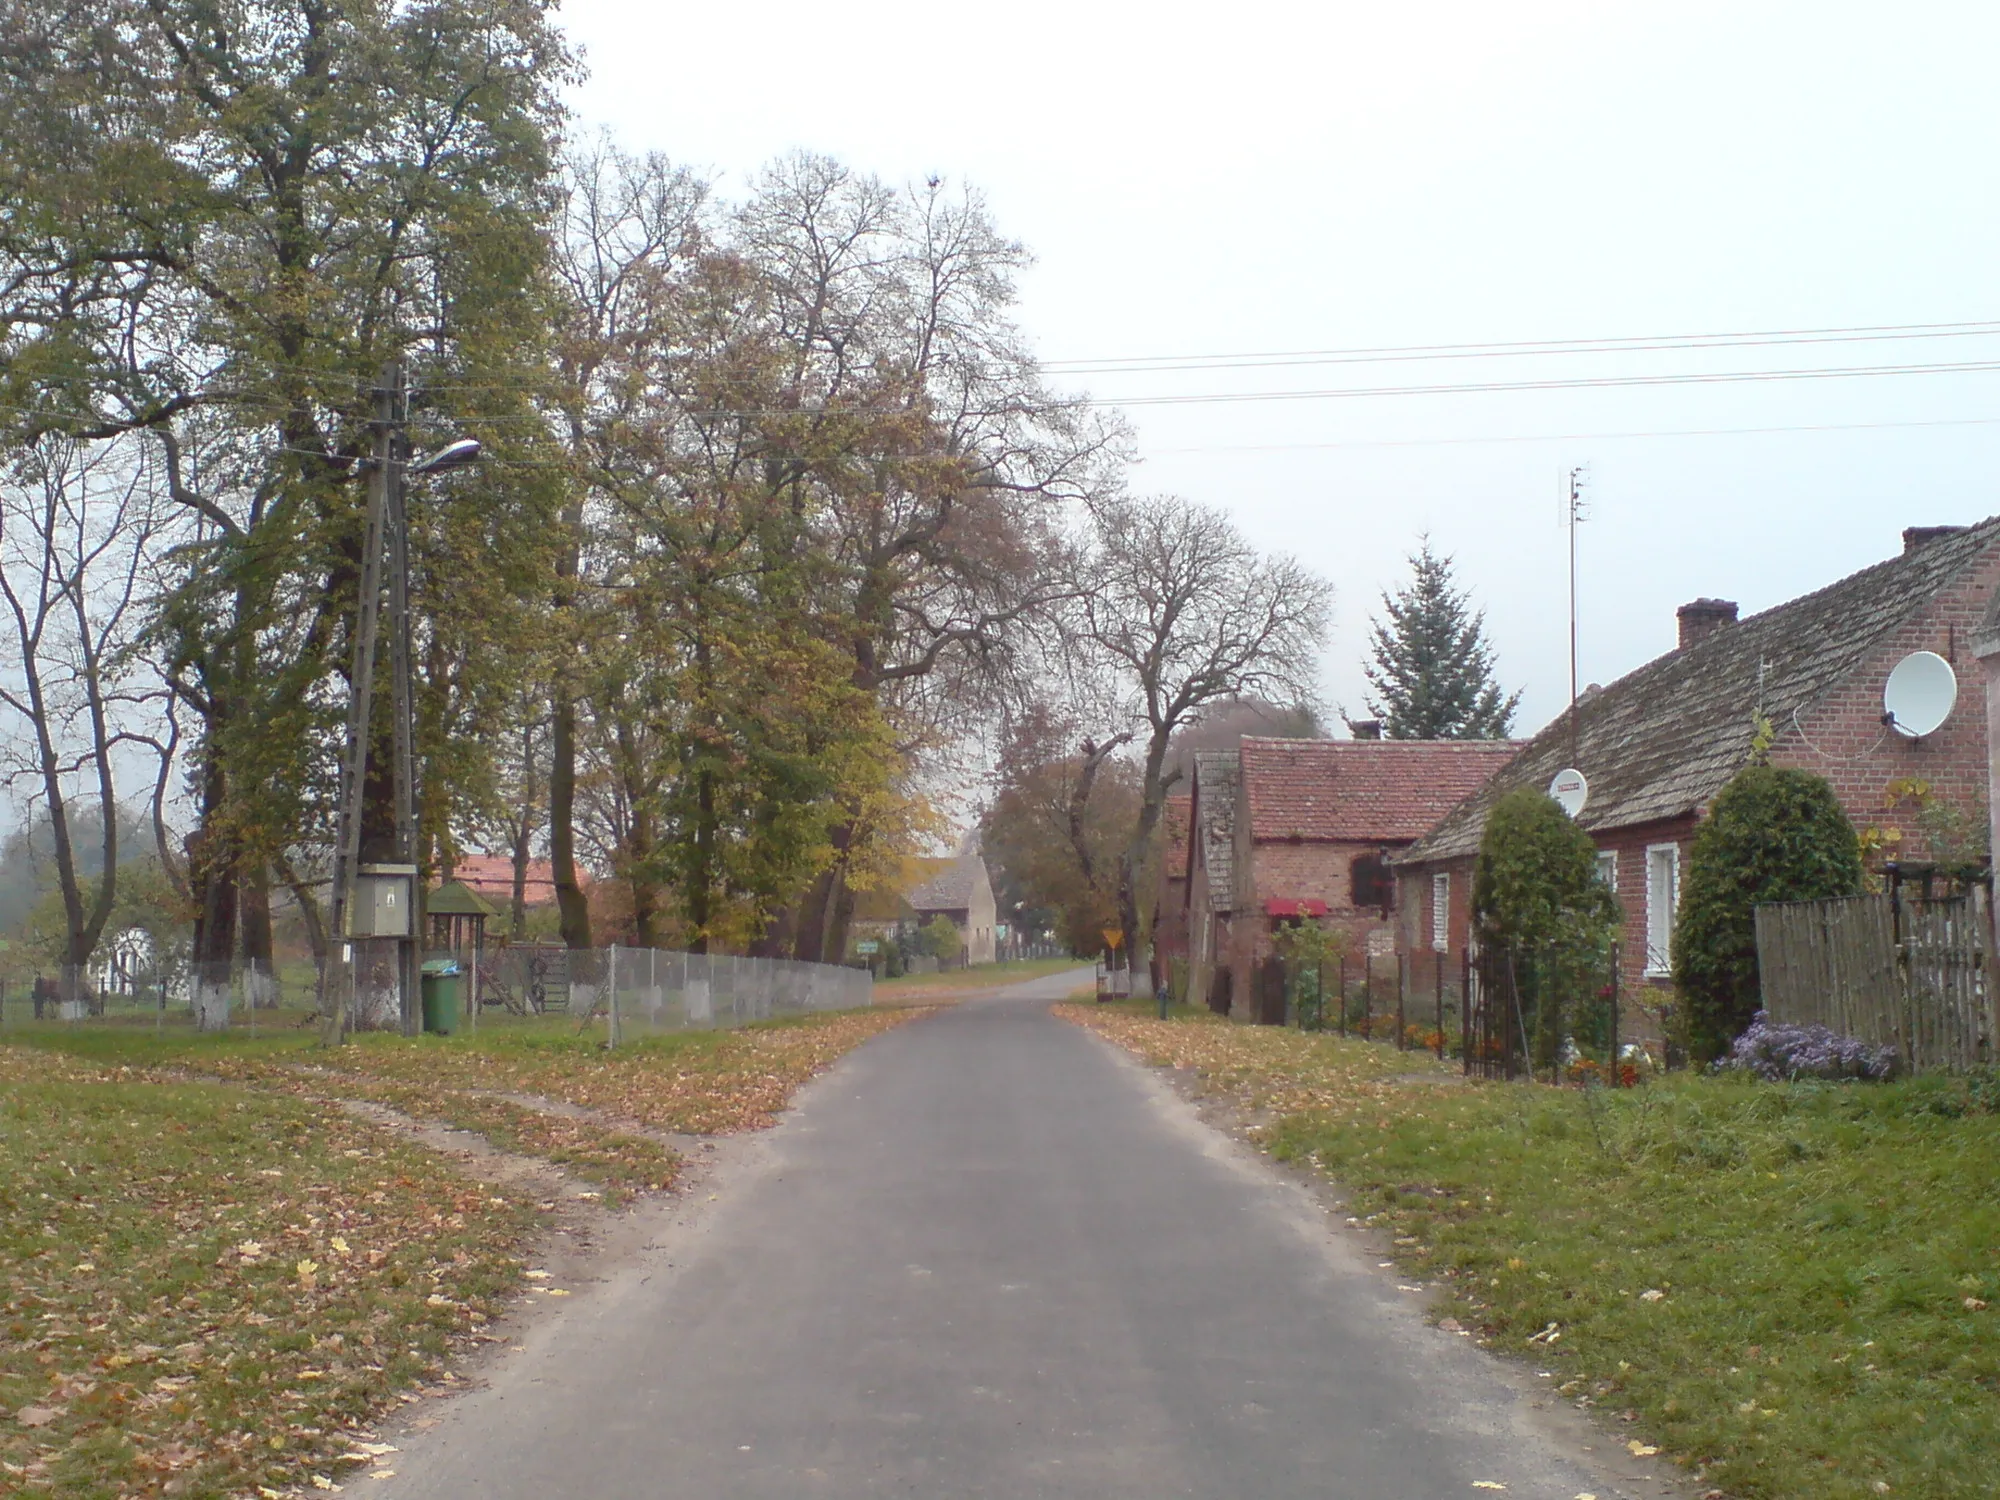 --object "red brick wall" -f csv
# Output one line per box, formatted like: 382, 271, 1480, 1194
1224, 836, 1408, 1021
1775, 557, 1998, 857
